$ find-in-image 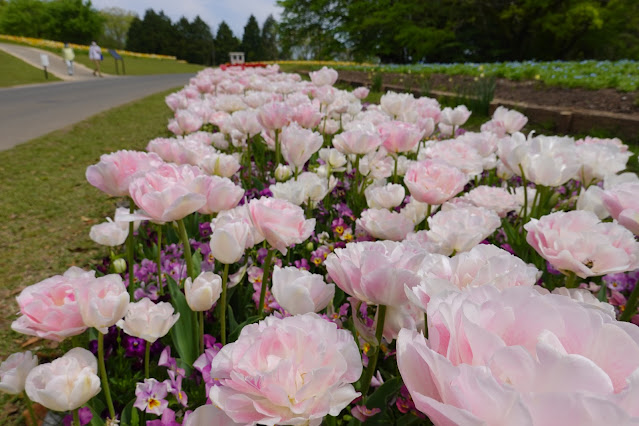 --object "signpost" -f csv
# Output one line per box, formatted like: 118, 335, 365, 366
108, 49, 125, 75
40, 54, 50, 79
